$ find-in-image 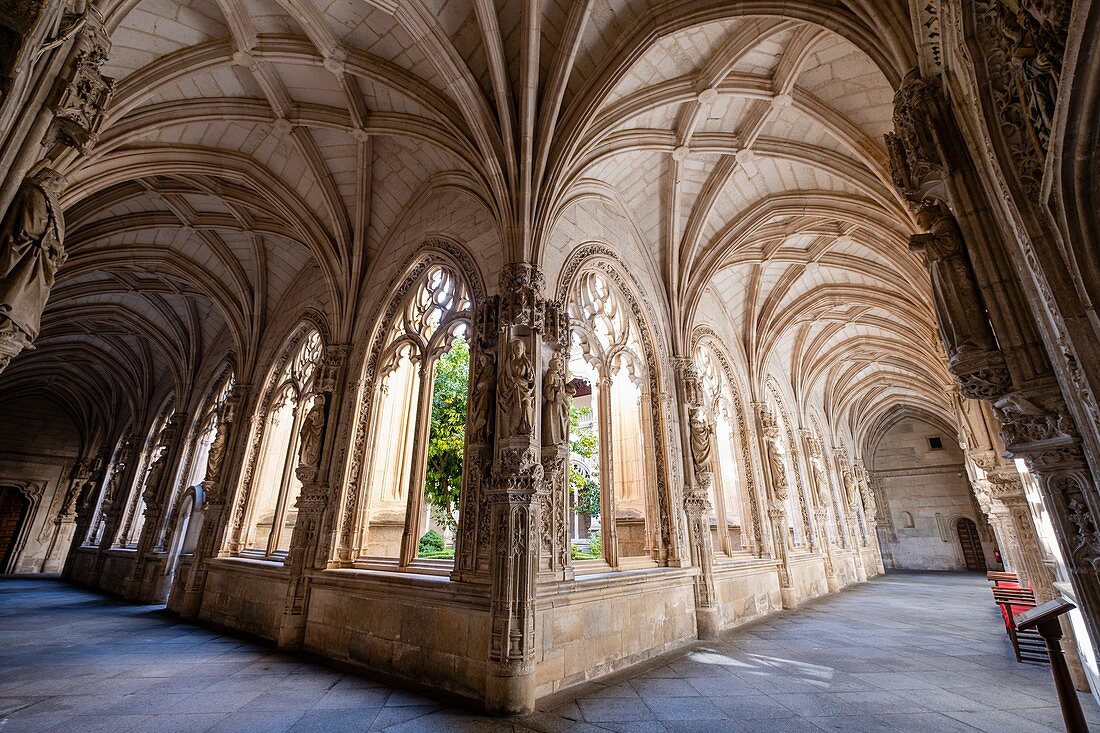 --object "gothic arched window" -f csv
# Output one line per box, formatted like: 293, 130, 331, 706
163, 368, 234, 561
239, 328, 322, 558
567, 269, 658, 569
357, 263, 473, 567
695, 342, 753, 556
116, 397, 175, 548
